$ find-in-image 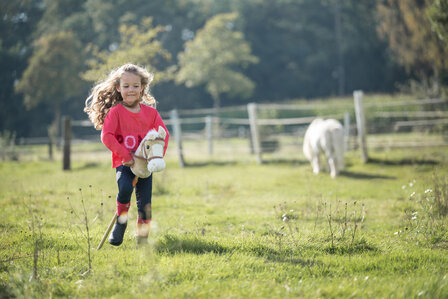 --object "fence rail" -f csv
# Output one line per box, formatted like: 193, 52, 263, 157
8, 93, 447, 168
394, 118, 448, 128
163, 114, 343, 127
373, 111, 448, 118
364, 98, 446, 108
